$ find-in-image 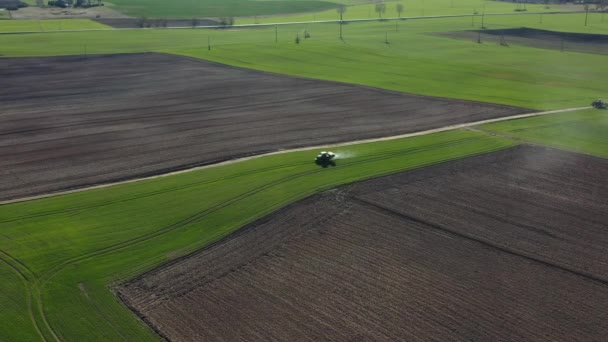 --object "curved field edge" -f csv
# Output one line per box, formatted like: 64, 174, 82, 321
0, 130, 515, 340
